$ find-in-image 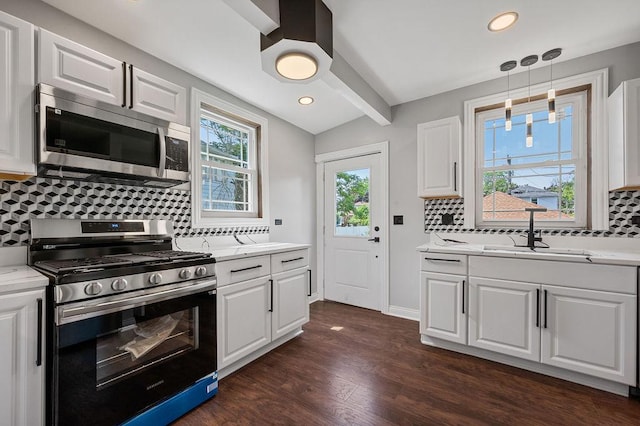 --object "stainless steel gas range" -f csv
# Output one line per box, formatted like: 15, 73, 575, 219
29, 219, 218, 426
